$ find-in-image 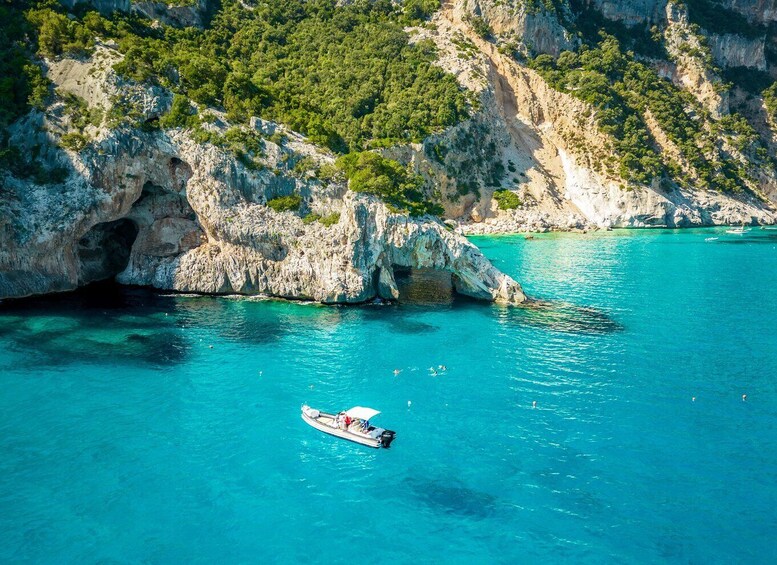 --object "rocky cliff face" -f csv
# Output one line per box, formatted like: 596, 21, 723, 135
663, 2, 729, 116
587, 0, 770, 70
396, 3, 777, 233
390, 0, 777, 233
0, 47, 525, 304
452, 0, 575, 56
720, 0, 777, 23
58, 0, 212, 28
589, 0, 777, 26
709, 33, 767, 70
588, 0, 665, 25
